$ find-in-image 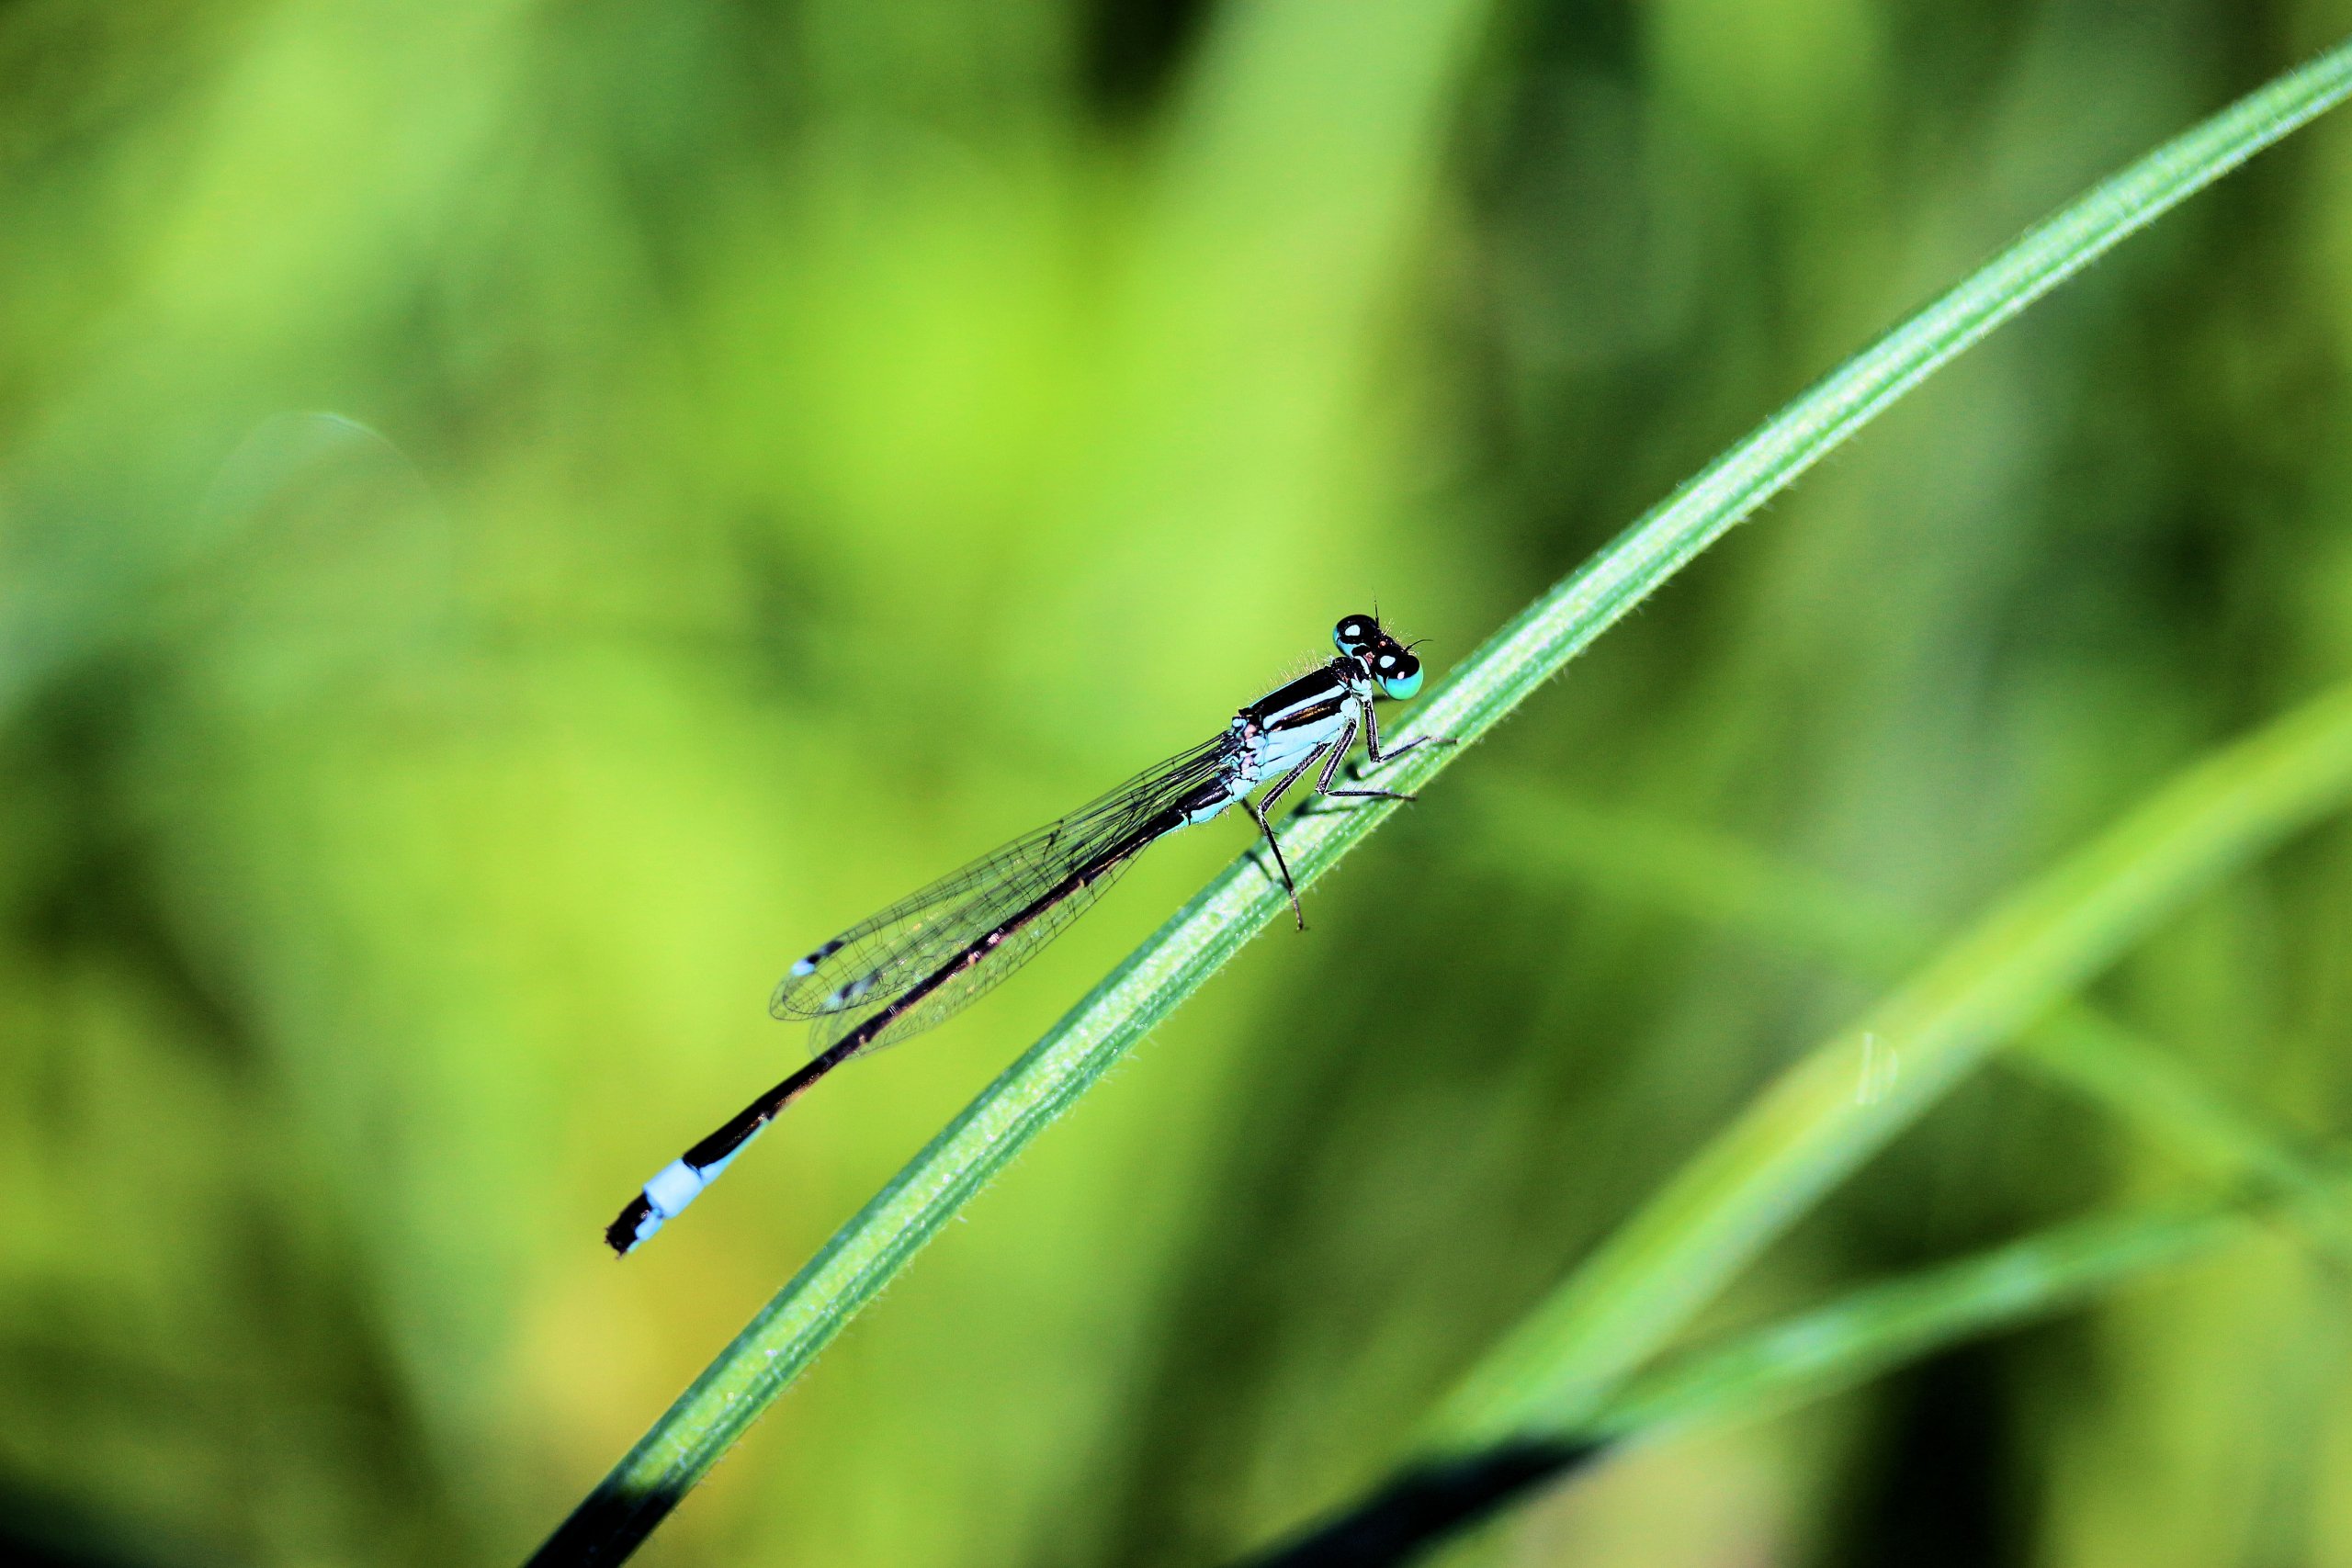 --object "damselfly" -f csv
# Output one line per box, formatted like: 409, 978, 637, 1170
605, 612, 1452, 1255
